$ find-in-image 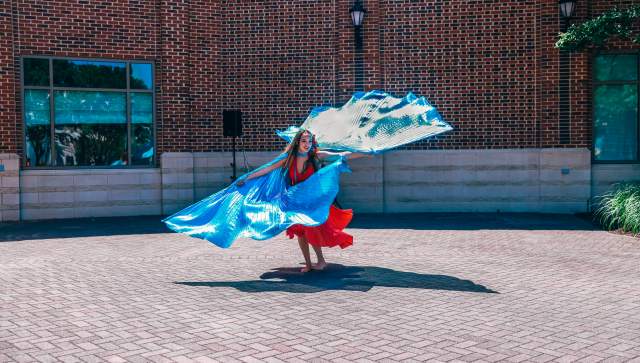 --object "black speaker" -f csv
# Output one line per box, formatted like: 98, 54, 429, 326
223, 110, 243, 137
